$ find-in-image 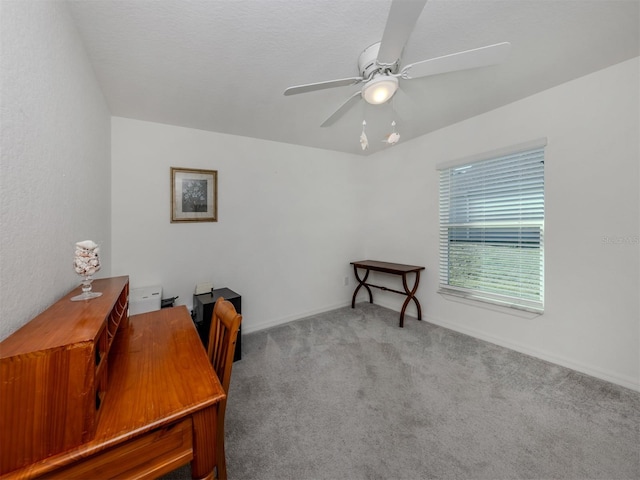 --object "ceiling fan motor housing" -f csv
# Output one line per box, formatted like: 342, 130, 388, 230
358, 42, 400, 78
